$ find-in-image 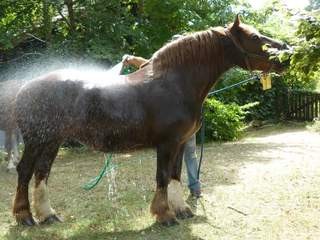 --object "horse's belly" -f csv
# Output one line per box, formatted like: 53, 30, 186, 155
77, 127, 151, 153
